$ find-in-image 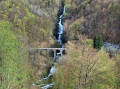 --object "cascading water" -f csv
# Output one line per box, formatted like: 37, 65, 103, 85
32, 6, 65, 89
